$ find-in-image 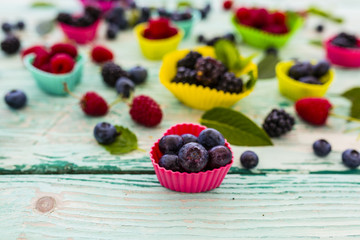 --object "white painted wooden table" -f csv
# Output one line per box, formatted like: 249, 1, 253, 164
1, 0, 360, 239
